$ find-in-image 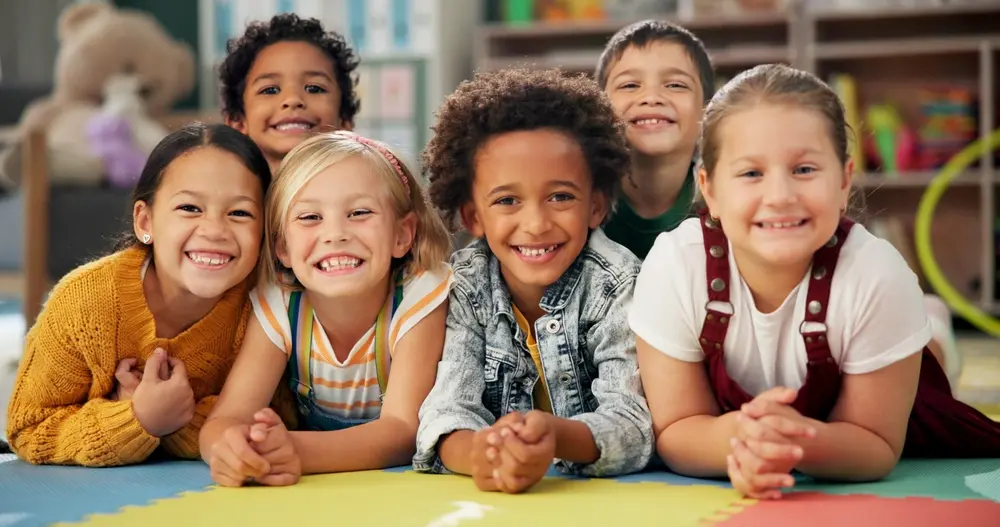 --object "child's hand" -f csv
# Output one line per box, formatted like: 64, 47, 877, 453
110, 358, 142, 401
131, 349, 196, 437
492, 410, 556, 494
470, 412, 525, 492
207, 424, 271, 487
727, 387, 817, 499
247, 408, 301, 486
